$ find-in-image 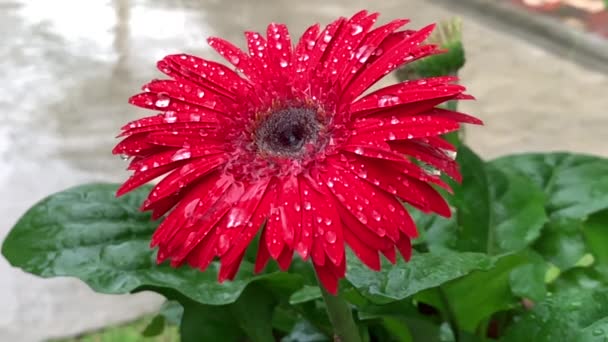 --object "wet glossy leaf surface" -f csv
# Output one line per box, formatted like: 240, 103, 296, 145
1, 183, 303, 305
501, 288, 608, 342
346, 250, 494, 303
